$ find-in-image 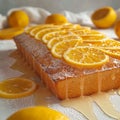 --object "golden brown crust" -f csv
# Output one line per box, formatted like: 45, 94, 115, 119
14, 33, 120, 100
